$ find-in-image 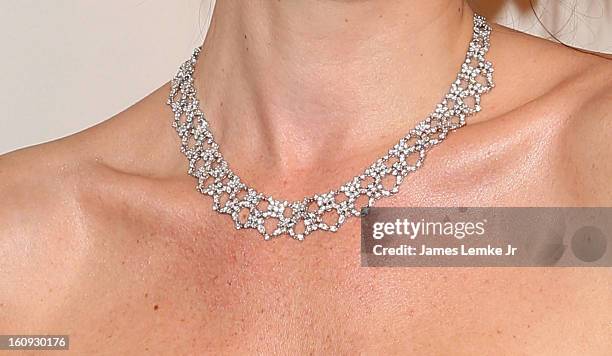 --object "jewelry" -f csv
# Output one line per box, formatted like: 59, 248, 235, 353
168, 14, 494, 241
